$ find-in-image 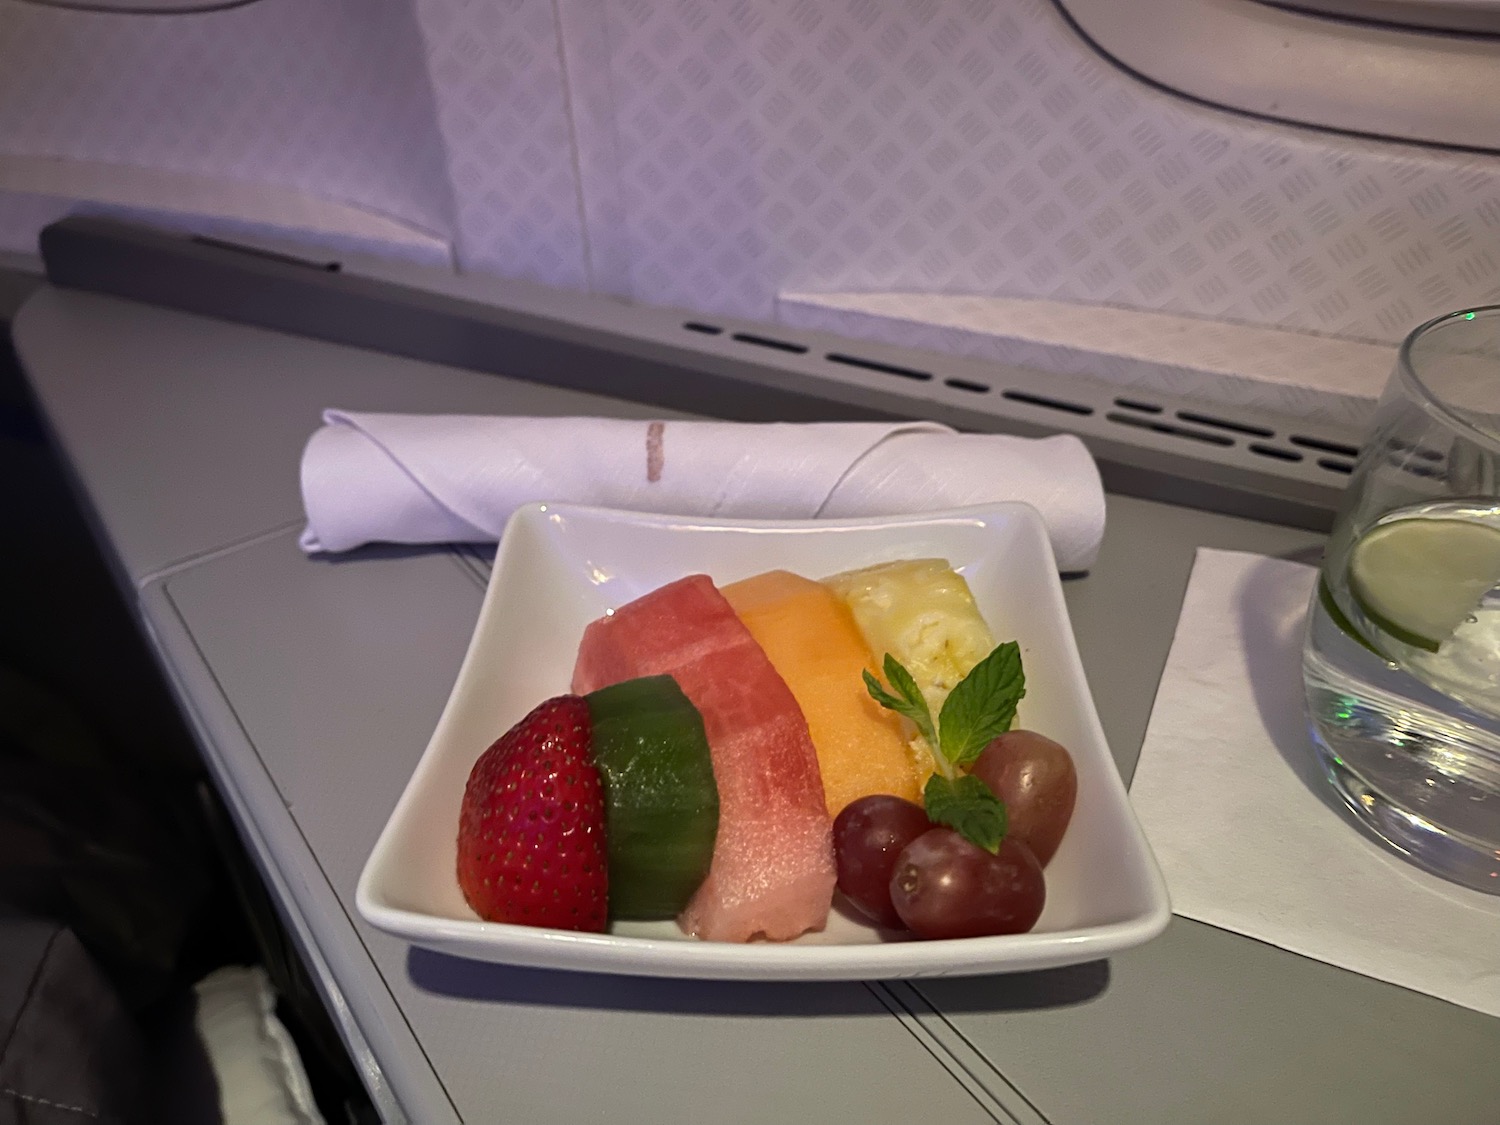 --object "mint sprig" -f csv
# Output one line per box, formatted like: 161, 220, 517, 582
924, 774, 1008, 854
938, 641, 1025, 767
863, 641, 1028, 851
862, 655, 937, 751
